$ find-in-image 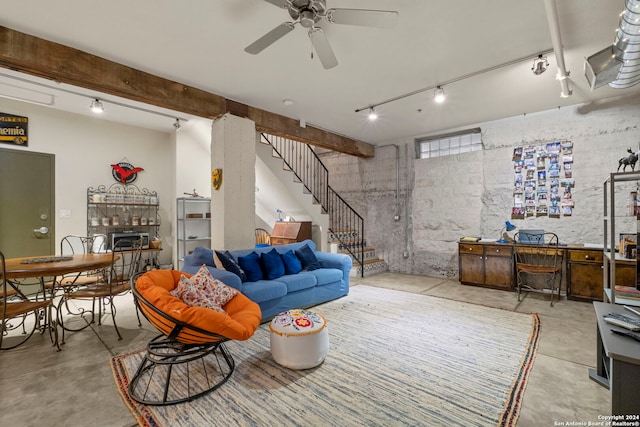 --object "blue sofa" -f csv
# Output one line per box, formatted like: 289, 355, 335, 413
182, 240, 351, 320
